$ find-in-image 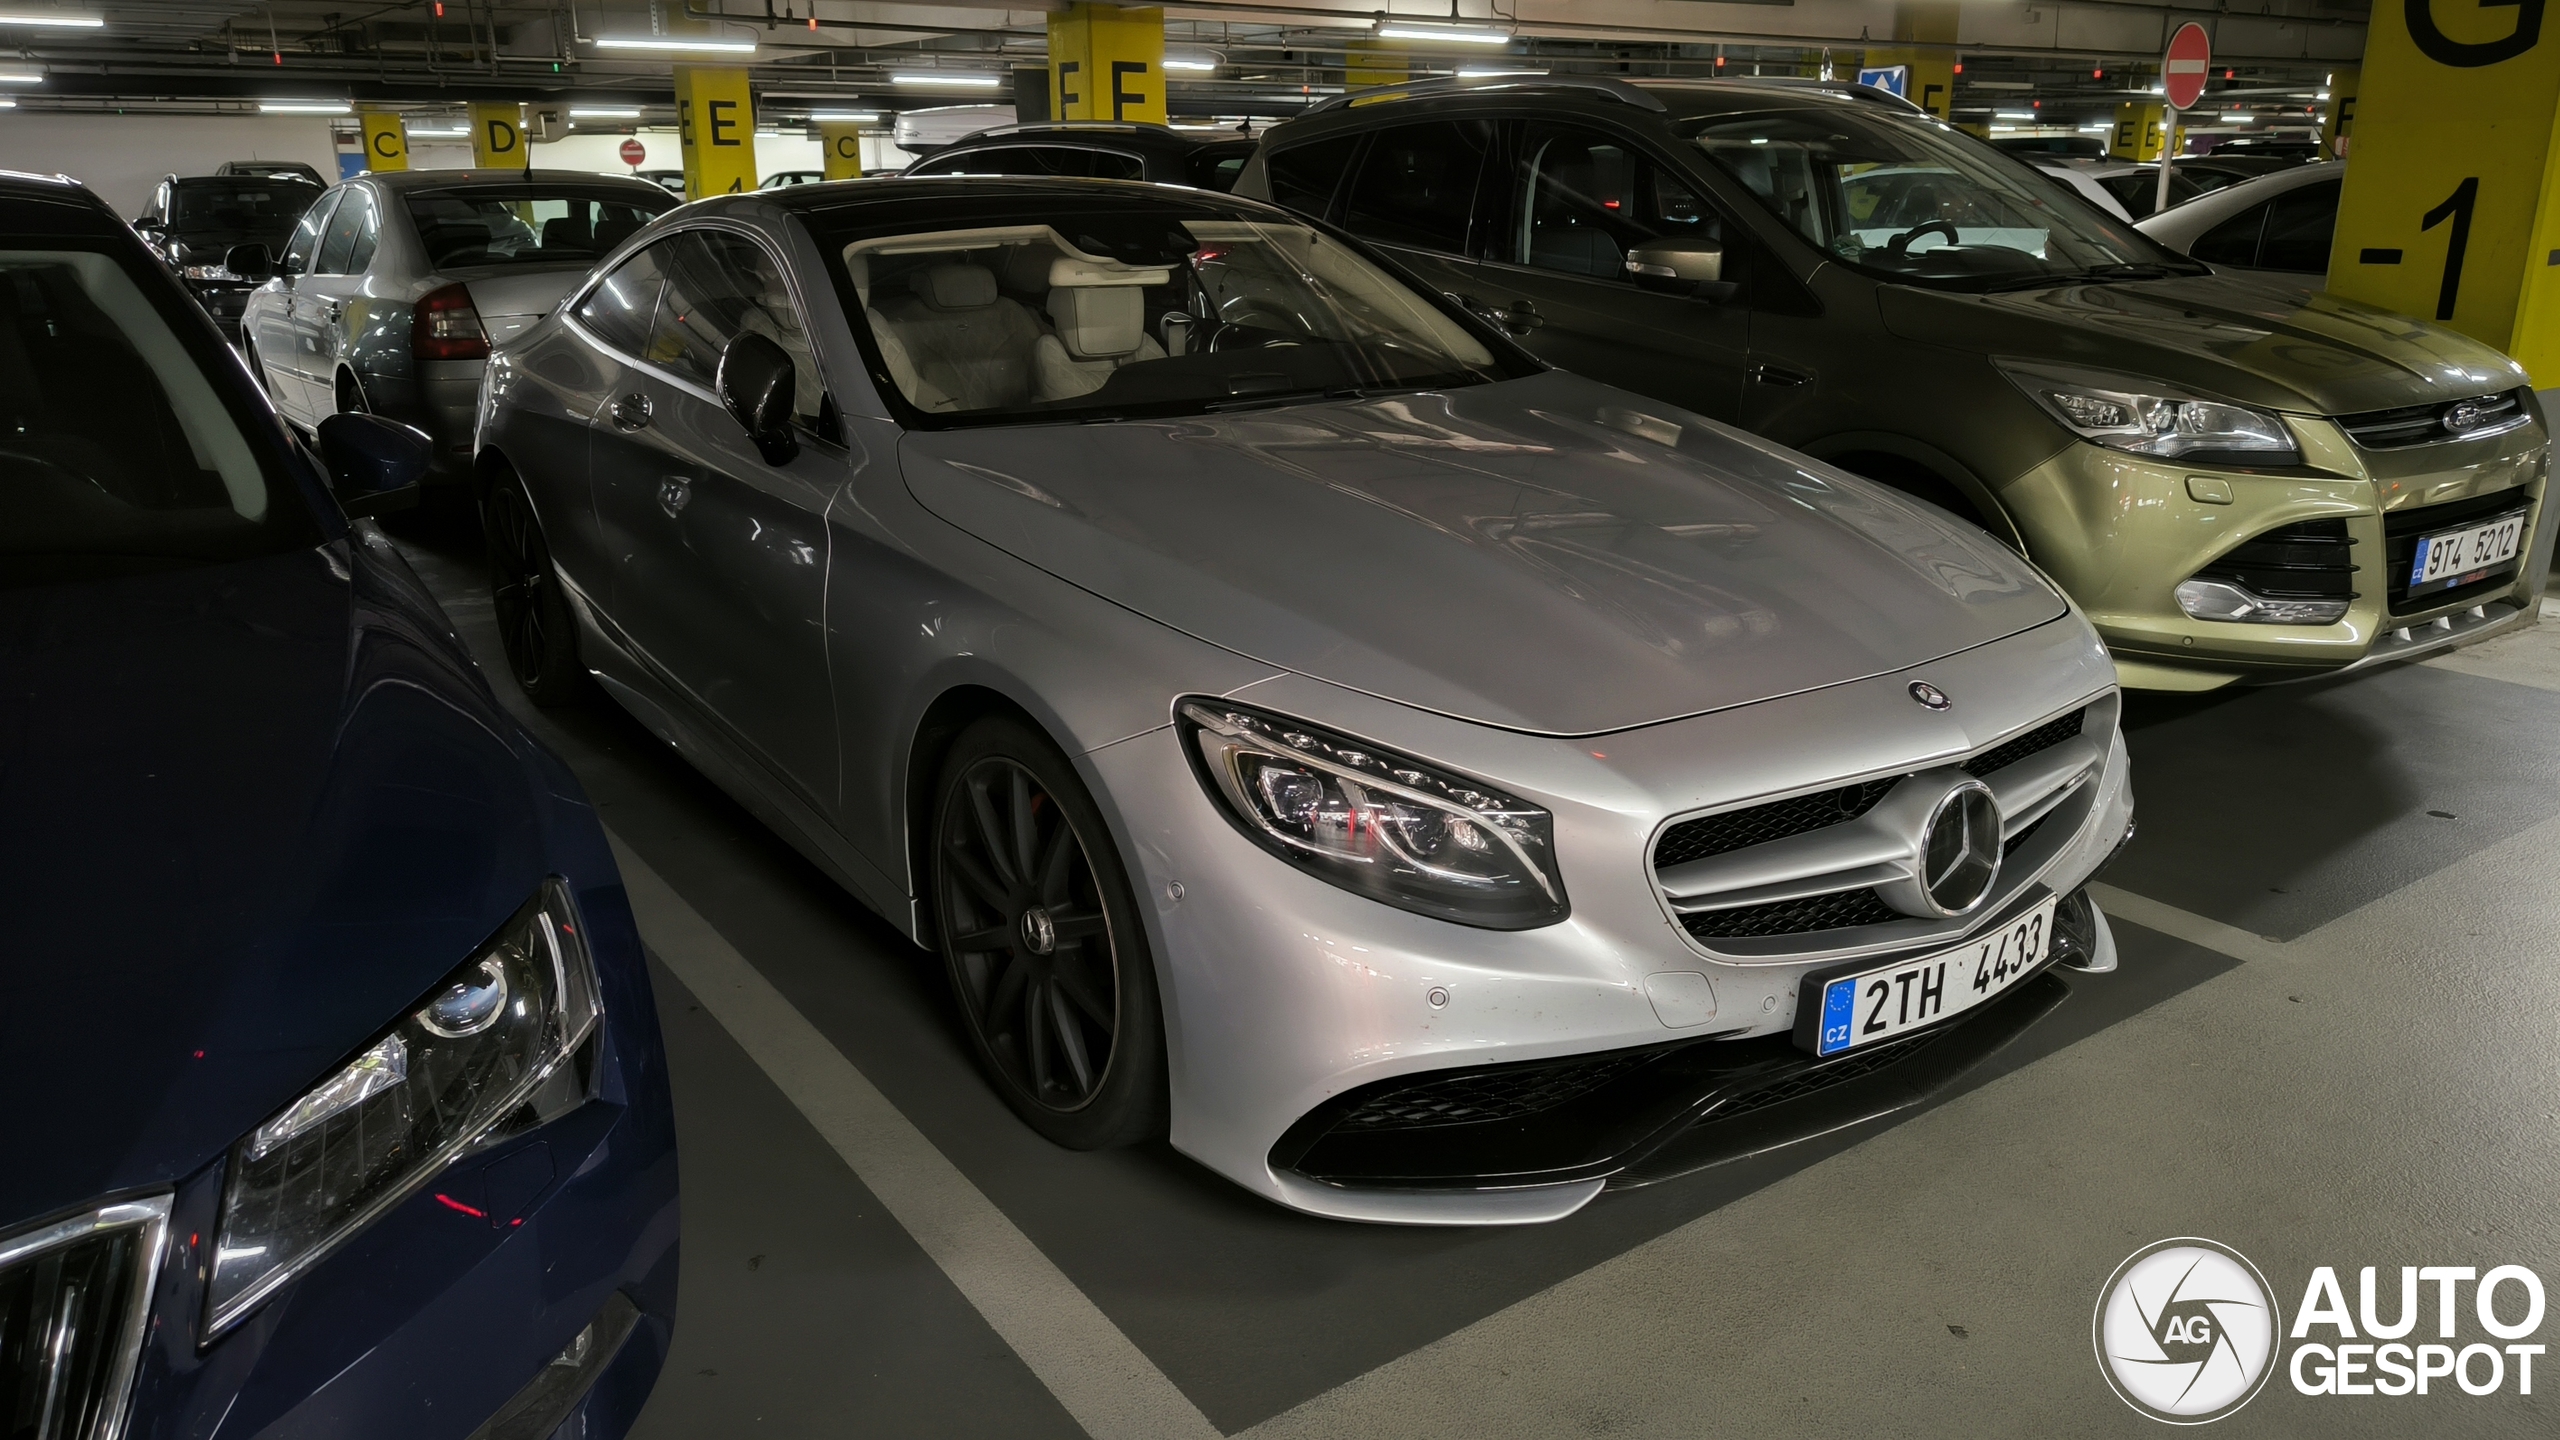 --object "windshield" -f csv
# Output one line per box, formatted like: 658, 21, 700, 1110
830, 206, 1520, 425
1, 245, 321, 588
405, 185, 672, 268
167, 181, 320, 233
1683, 108, 2196, 289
